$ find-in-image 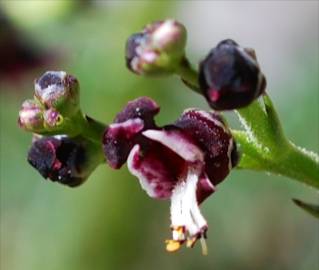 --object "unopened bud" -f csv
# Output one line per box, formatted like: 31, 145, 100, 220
199, 39, 266, 110
43, 108, 63, 128
125, 19, 187, 76
18, 99, 45, 132
34, 71, 80, 116
28, 136, 102, 187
